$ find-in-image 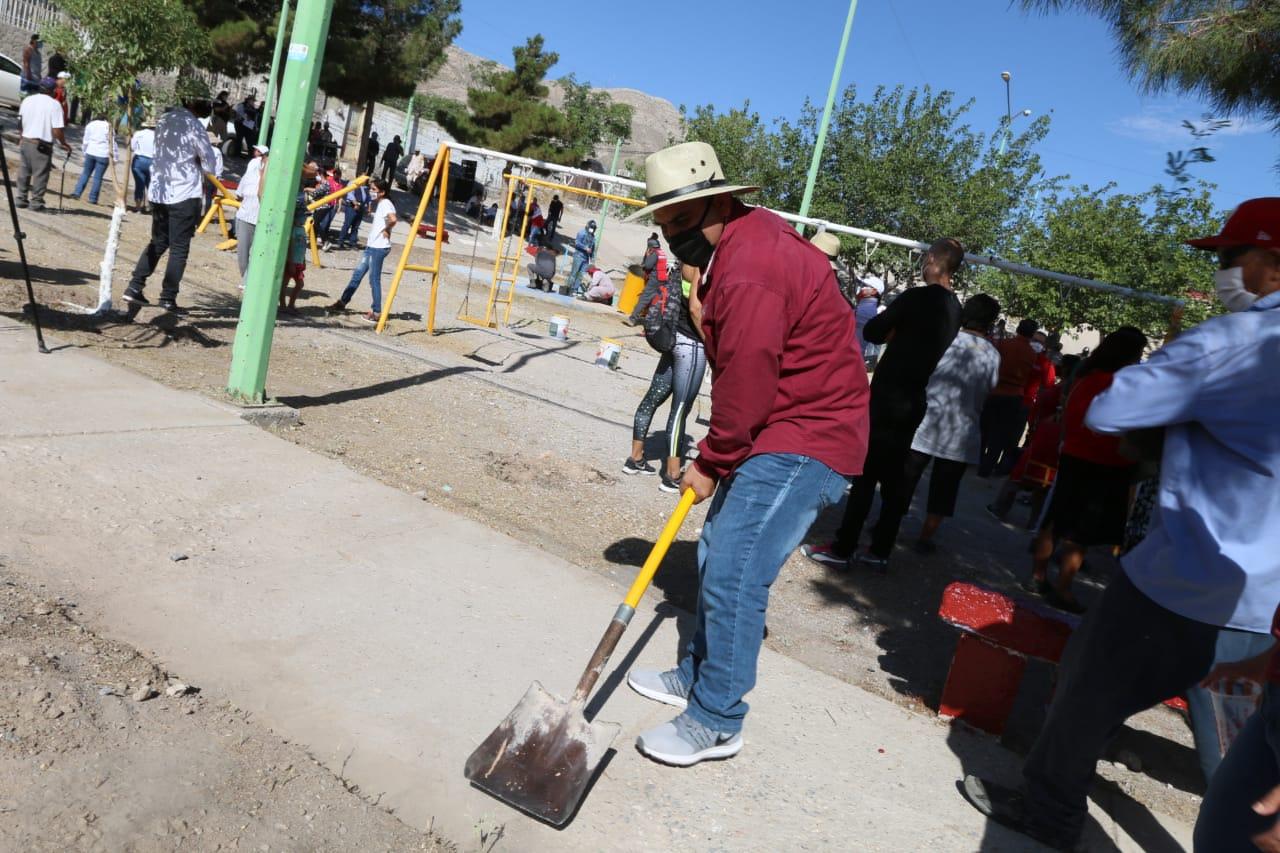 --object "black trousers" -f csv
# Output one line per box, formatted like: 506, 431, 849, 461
901, 450, 968, 518
832, 431, 914, 559
978, 394, 1027, 477
1022, 571, 1218, 844
128, 197, 202, 300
